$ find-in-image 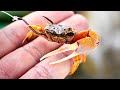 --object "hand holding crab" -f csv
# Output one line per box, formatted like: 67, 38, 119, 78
0, 11, 99, 79
22, 15, 99, 75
